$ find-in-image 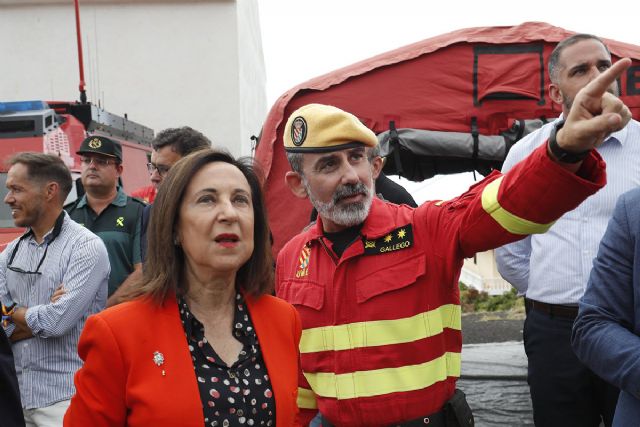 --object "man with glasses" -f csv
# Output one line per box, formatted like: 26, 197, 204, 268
66, 135, 145, 307
139, 127, 211, 262
0, 153, 108, 426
